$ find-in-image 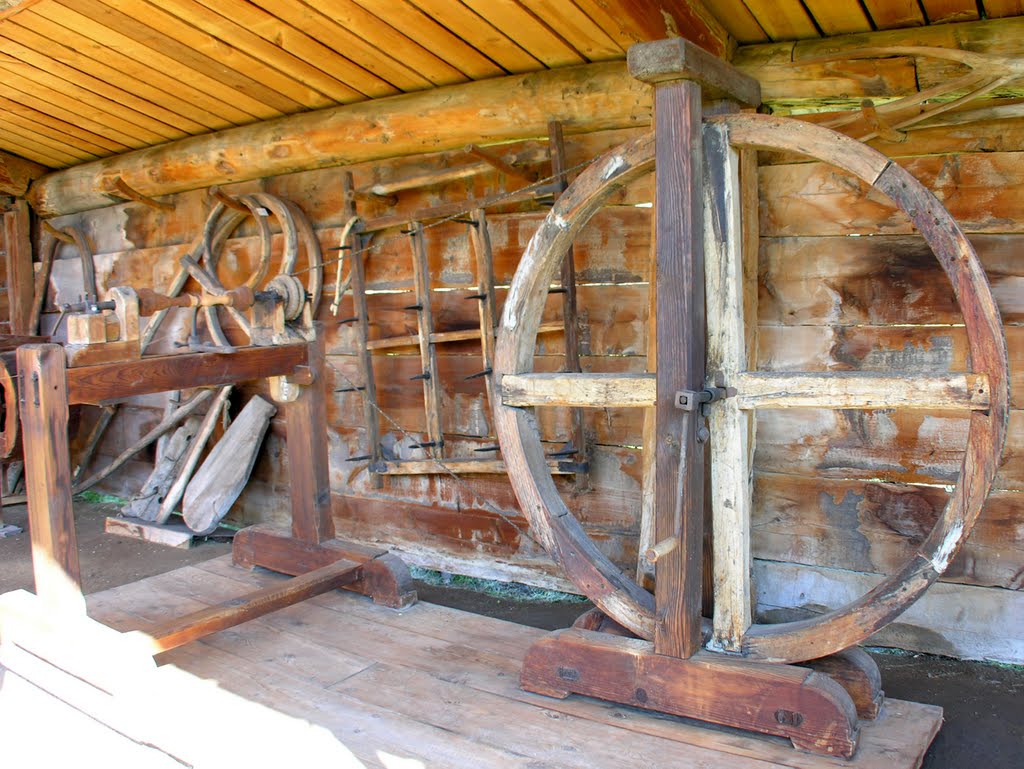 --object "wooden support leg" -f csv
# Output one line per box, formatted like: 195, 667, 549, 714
801, 647, 883, 720
286, 335, 334, 544
17, 344, 86, 615
232, 524, 416, 610
521, 628, 860, 758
